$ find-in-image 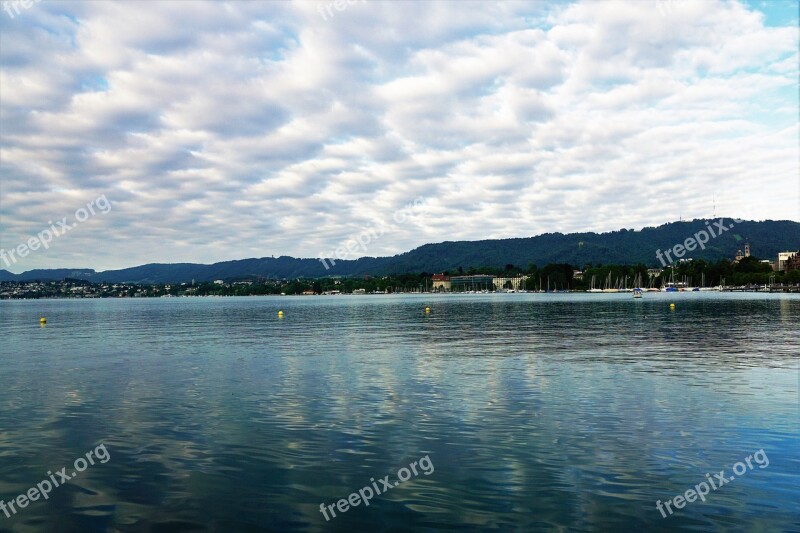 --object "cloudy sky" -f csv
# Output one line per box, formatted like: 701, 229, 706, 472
0, 0, 797, 272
